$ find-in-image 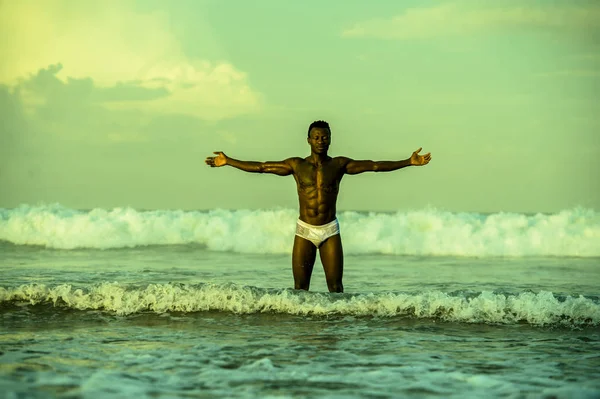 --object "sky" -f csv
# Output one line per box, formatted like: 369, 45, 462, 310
1, 0, 599, 213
